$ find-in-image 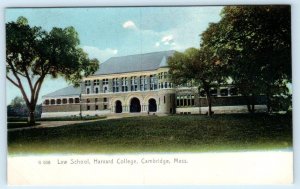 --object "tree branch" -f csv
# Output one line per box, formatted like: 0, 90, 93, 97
6, 76, 20, 88
24, 68, 34, 91
6, 65, 27, 77
34, 76, 44, 106
7, 61, 30, 106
